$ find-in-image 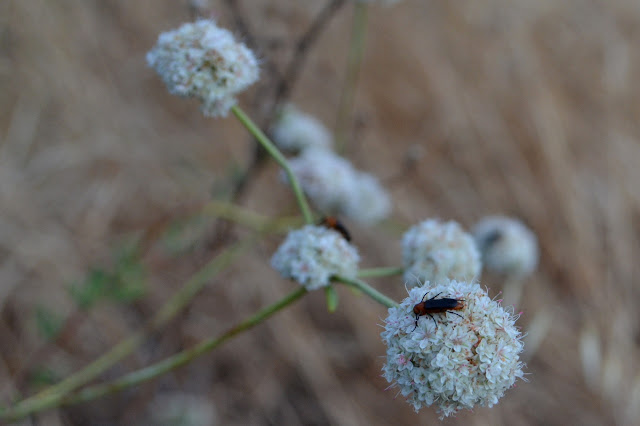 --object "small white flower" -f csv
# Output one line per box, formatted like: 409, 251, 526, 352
381, 279, 525, 418
271, 225, 359, 290
402, 219, 481, 287
473, 216, 538, 277
147, 20, 259, 117
287, 150, 391, 224
270, 105, 332, 153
